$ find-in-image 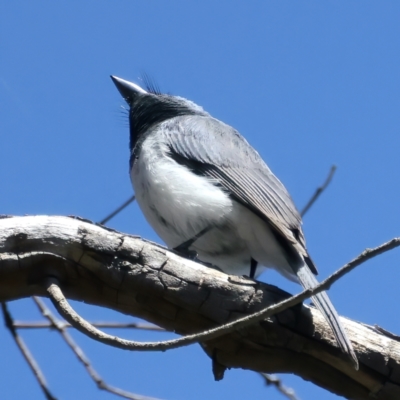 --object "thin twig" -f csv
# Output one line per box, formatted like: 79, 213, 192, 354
259, 373, 299, 400
301, 165, 337, 217
31, 296, 161, 400
45, 237, 400, 354
99, 195, 136, 225
13, 321, 163, 331
1, 302, 57, 400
